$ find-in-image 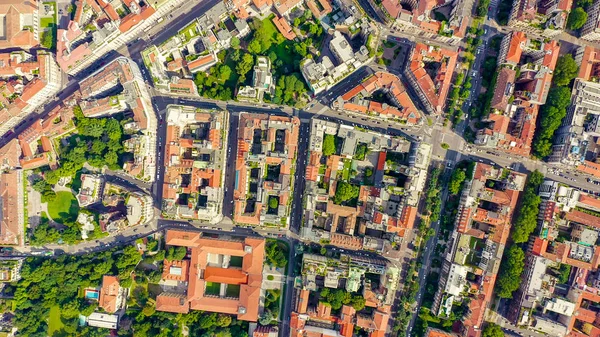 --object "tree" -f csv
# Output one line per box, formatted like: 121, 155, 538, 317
40, 31, 54, 49
482, 323, 504, 337
511, 171, 544, 243
231, 36, 240, 49
568, 7, 588, 30
322, 134, 336, 156
354, 143, 369, 160
351, 296, 366, 311
268, 197, 279, 209
236, 53, 254, 79
533, 85, 572, 158
333, 181, 359, 205
448, 169, 466, 195
579, 0, 593, 7
320, 247, 327, 255
248, 39, 262, 54
553, 55, 579, 87
259, 310, 273, 325
32, 179, 47, 193
496, 245, 525, 298
265, 241, 287, 268
558, 263, 572, 284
